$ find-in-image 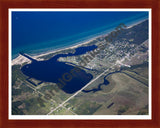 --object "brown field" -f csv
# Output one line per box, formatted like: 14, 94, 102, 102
66, 72, 148, 115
